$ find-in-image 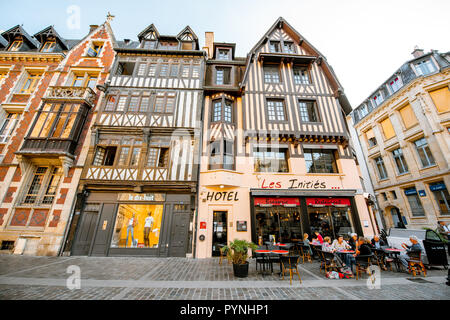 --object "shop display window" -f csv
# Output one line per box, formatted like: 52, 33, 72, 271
110, 204, 164, 248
